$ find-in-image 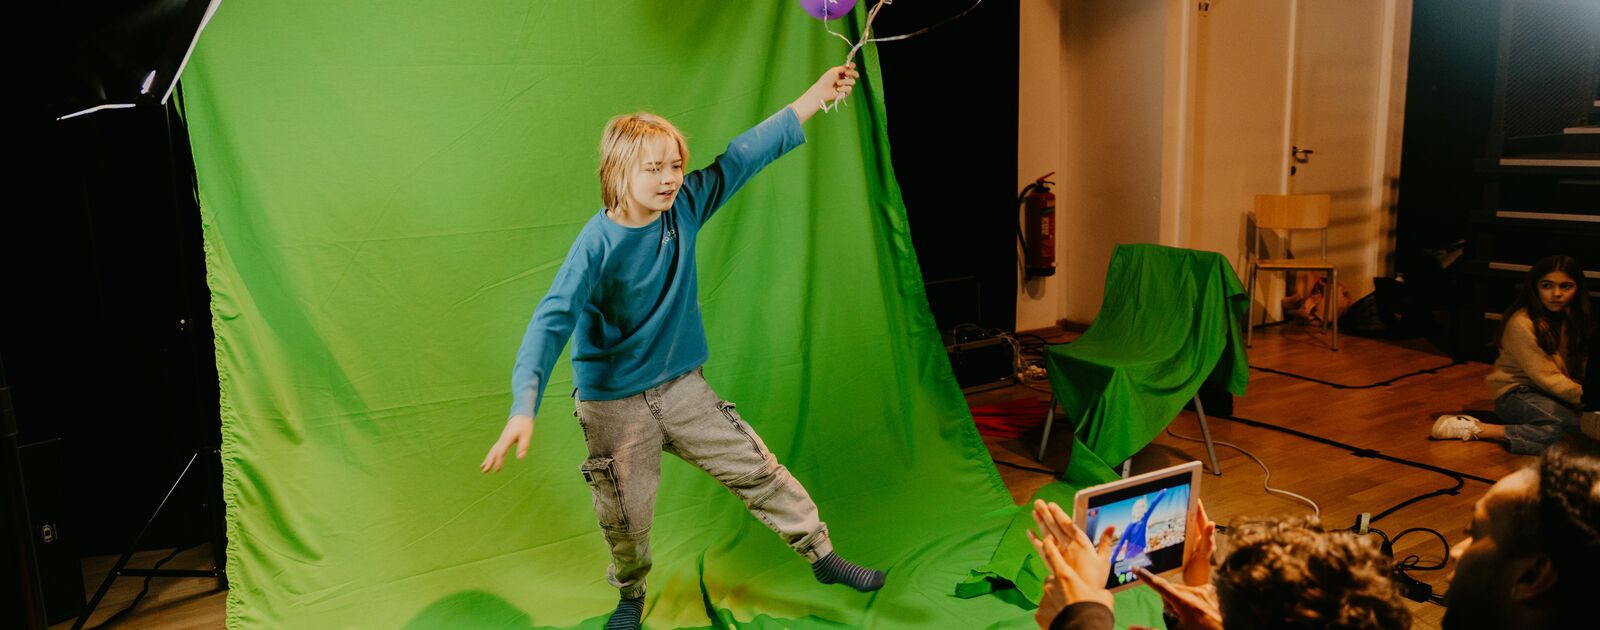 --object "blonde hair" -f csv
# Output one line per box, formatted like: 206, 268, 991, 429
598, 113, 689, 212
